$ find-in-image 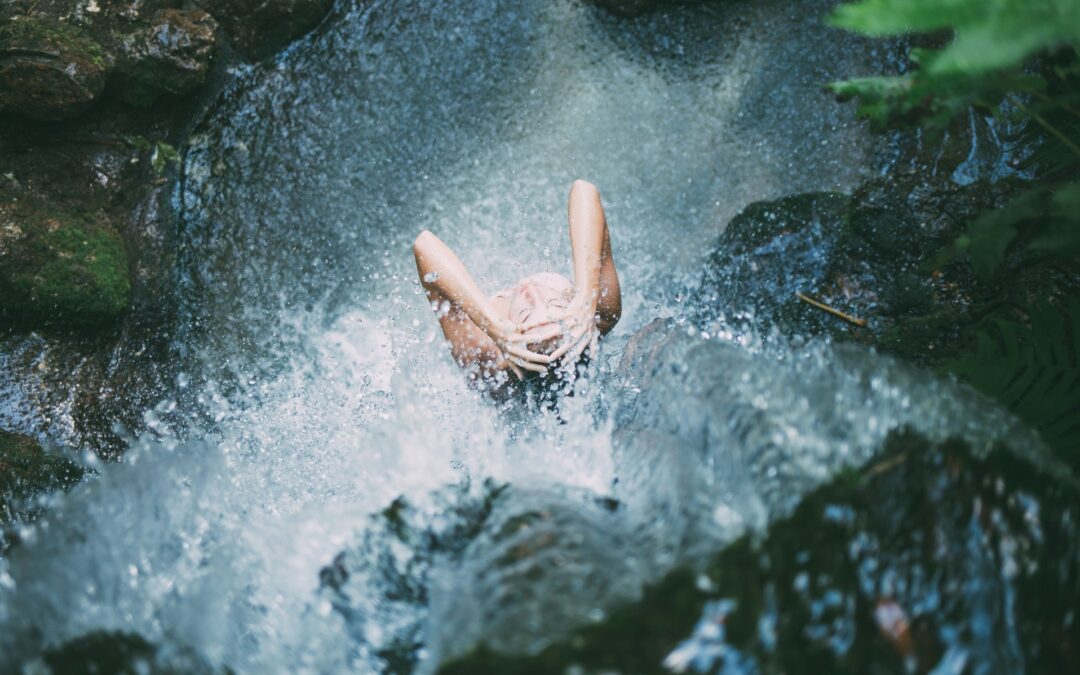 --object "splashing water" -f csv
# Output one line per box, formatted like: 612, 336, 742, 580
1, 1, 1046, 672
